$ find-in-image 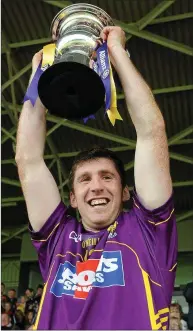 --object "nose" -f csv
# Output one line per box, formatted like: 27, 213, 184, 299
90, 176, 104, 193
